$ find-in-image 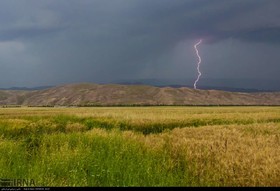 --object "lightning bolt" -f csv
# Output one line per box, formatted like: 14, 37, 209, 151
193, 39, 202, 89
